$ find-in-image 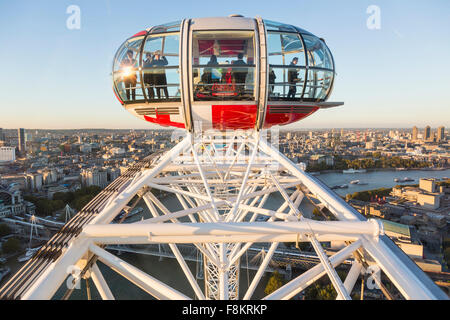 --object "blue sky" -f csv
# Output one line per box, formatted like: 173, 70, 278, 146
0, 0, 449, 130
